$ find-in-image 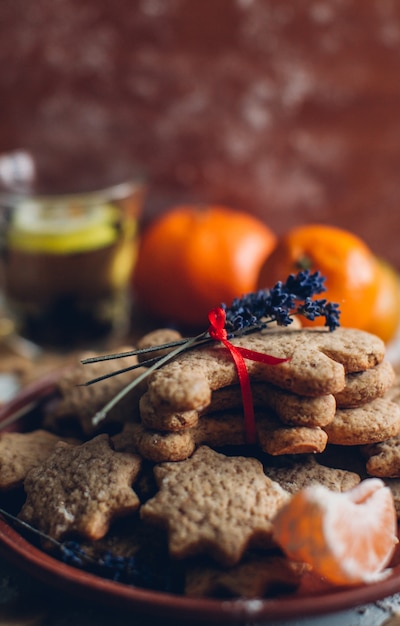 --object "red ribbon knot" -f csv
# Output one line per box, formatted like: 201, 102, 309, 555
208, 306, 289, 444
